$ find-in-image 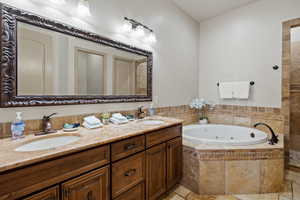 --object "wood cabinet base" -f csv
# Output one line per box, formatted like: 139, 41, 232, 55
0, 124, 182, 200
